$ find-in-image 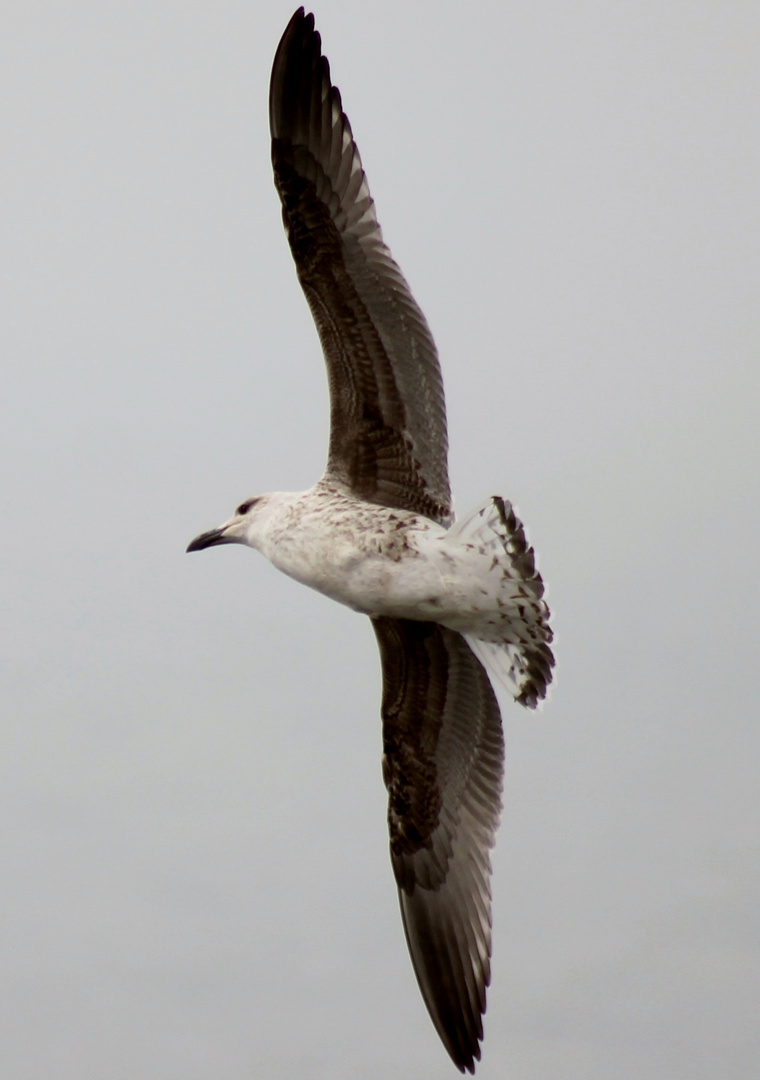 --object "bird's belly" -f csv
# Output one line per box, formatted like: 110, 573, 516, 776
265, 526, 449, 619
343, 554, 451, 618
269, 540, 444, 617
